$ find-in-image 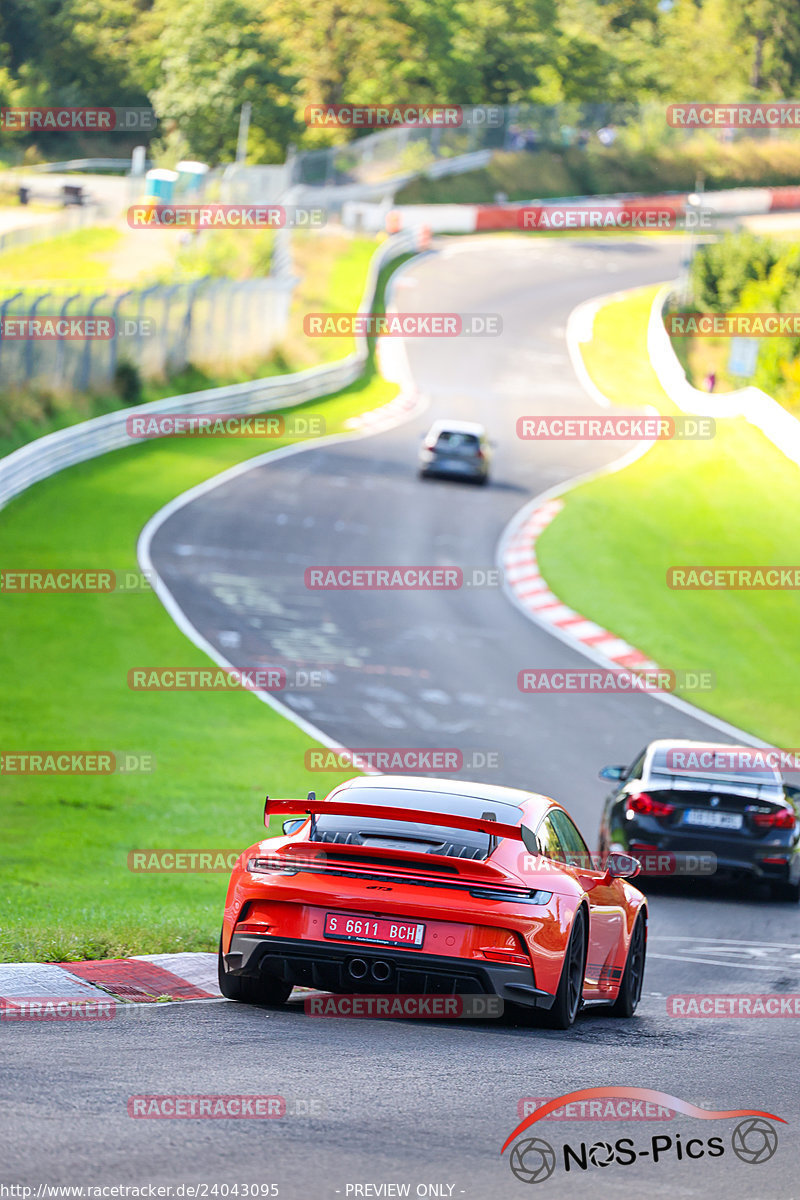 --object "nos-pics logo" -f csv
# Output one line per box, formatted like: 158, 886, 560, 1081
502, 1088, 784, 1184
